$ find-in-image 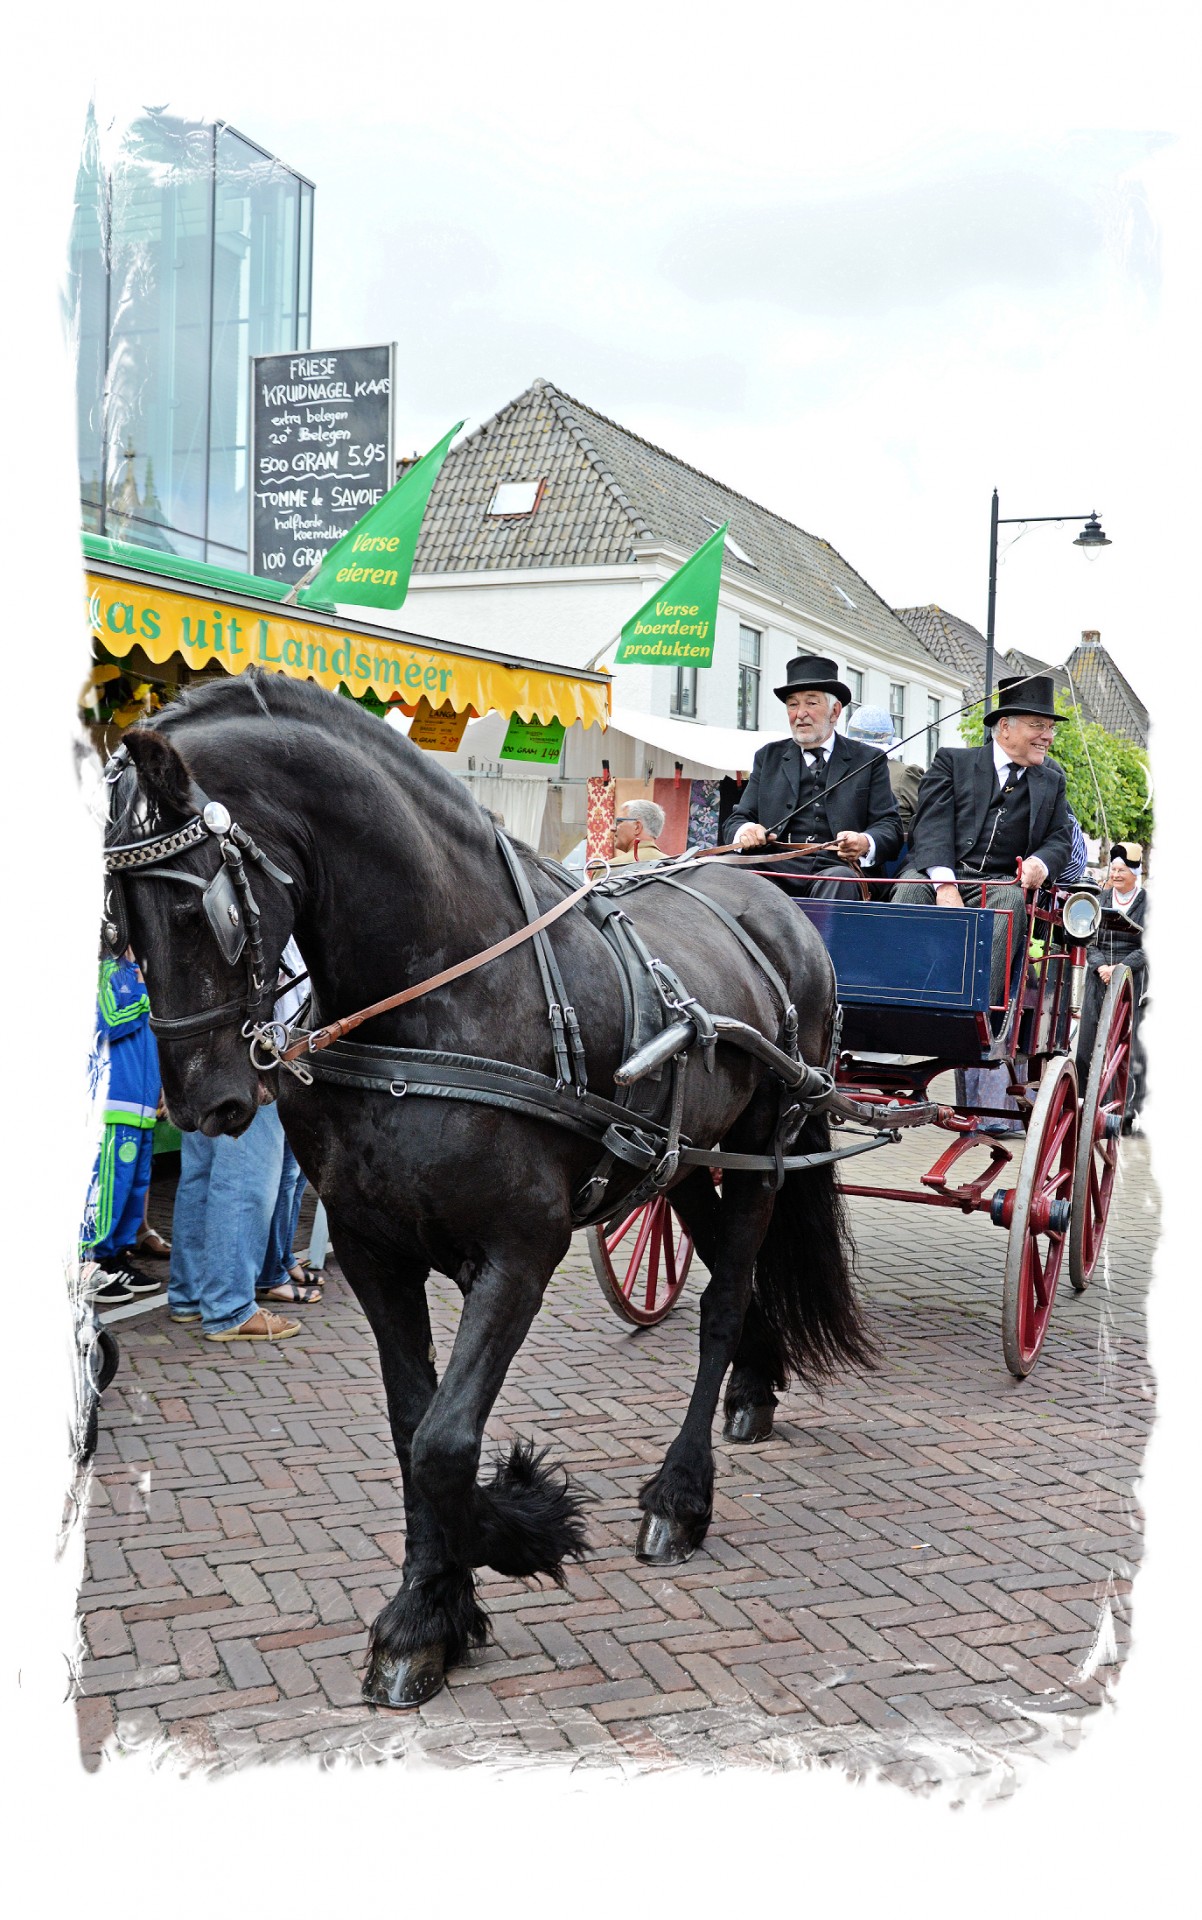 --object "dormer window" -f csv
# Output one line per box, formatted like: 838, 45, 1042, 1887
702, 516, 756, 567
486, 479, 545, 517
